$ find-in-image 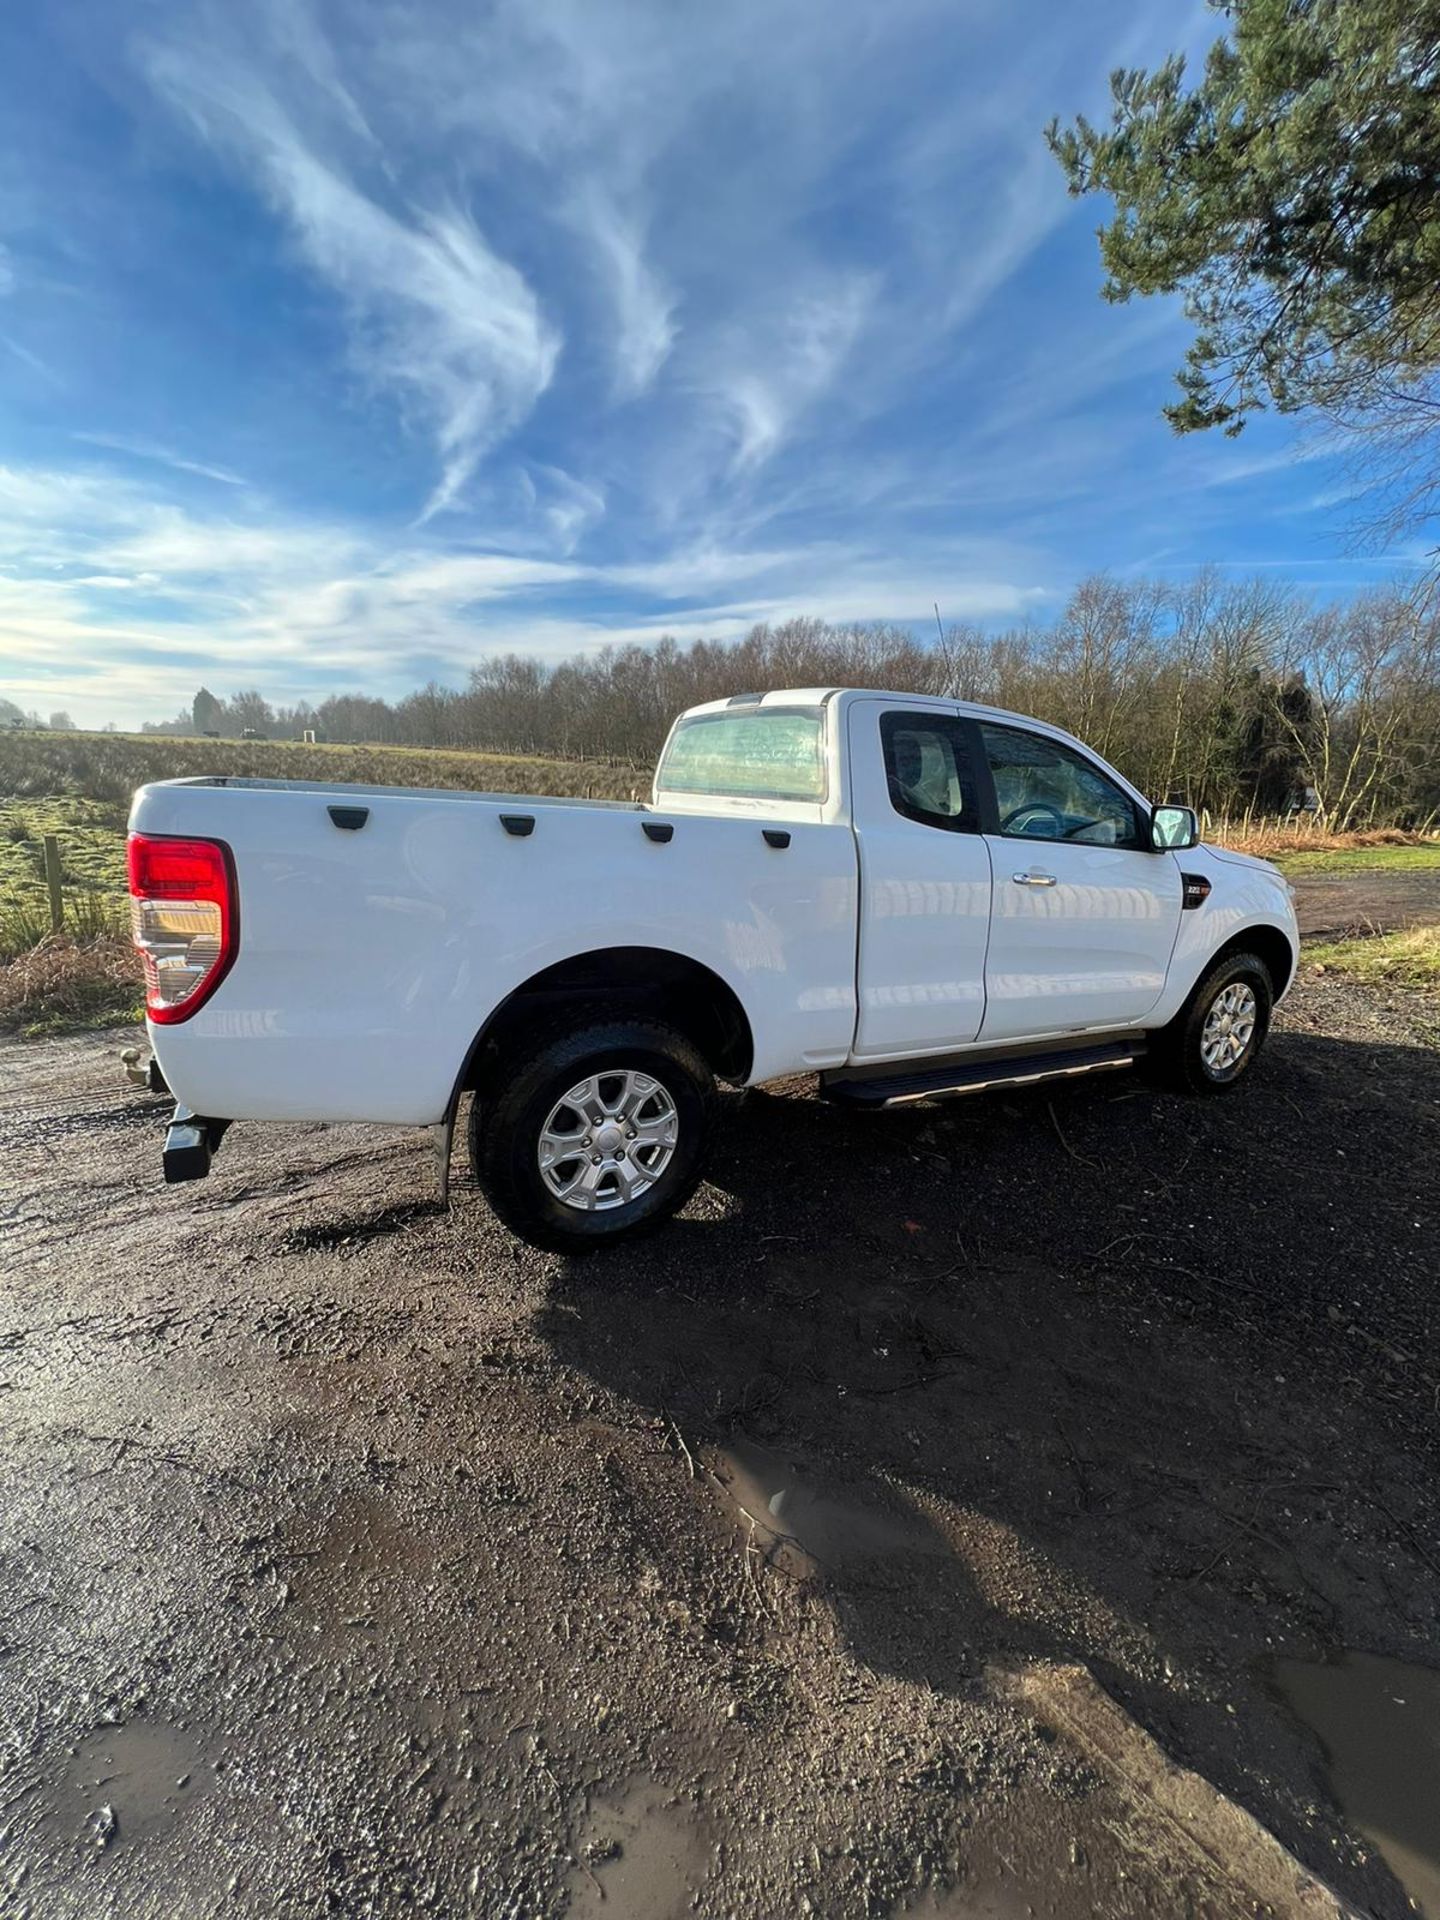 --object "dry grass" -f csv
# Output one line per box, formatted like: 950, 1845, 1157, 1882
1212, 819, 1437, 857
0, 936, 142, 1037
